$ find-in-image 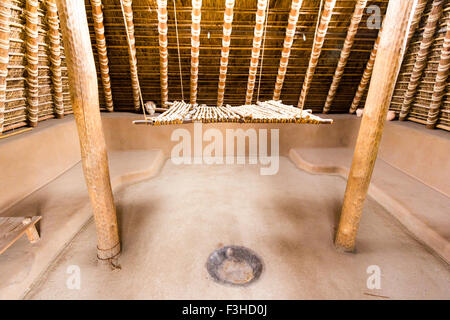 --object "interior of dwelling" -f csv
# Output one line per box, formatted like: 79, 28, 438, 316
0, 0, 449, 300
